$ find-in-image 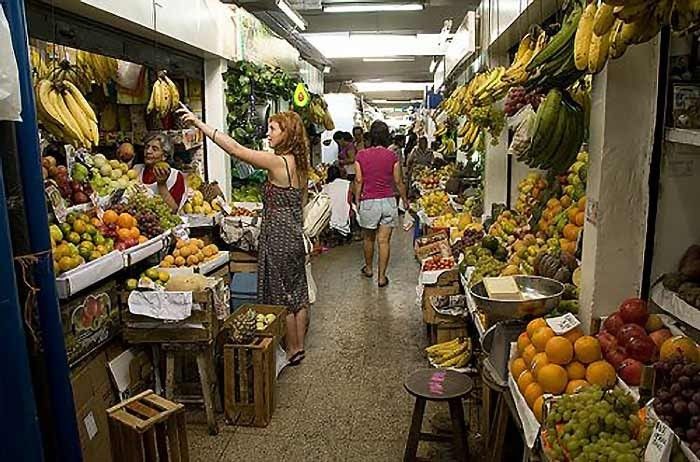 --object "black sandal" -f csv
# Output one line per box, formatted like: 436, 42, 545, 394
378, 277, 390, 288
288, 351, 304, 366
361, 266, 373, 278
